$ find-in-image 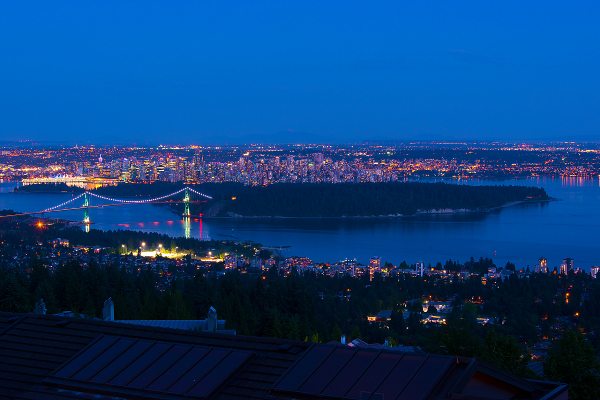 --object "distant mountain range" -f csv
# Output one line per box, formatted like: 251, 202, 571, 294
3, 132, 600, 147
